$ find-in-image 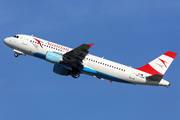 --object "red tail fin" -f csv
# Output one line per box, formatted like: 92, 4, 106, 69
136, 51, 177, 75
